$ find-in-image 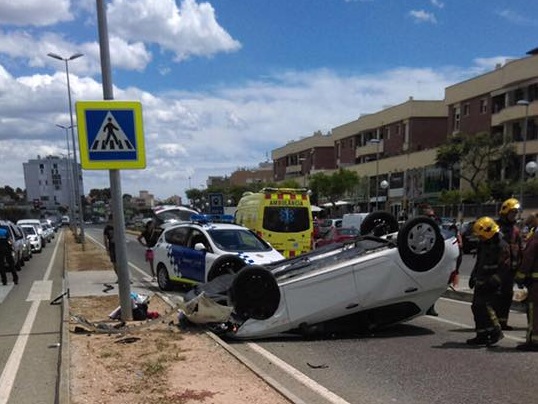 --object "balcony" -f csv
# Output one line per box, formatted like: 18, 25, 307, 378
355, 140, 384, 159
491, 101, 538, 127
